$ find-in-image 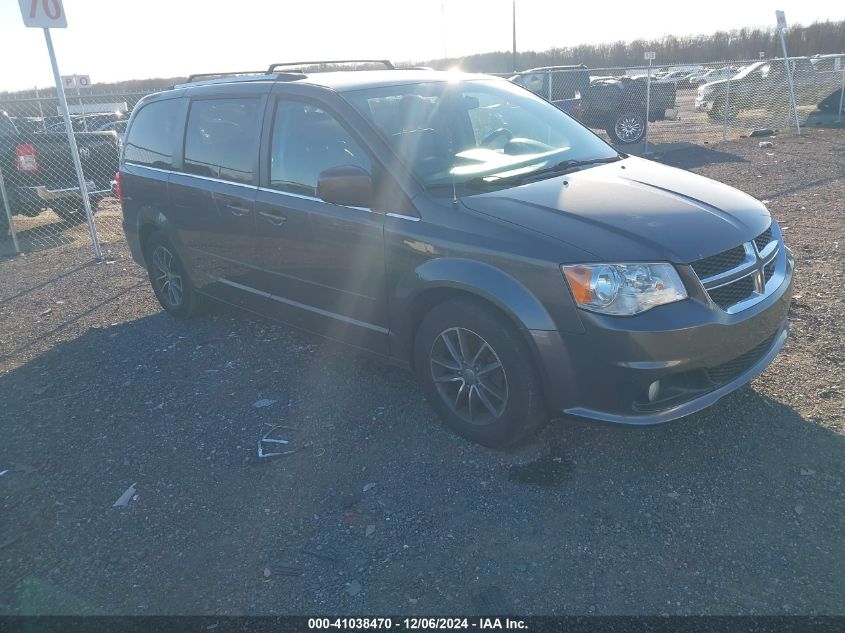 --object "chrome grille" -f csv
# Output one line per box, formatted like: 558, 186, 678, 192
708, 276, 754, 310
690, 246, 746, 279
754, 225, 773, 252
690, 224, 782, 313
